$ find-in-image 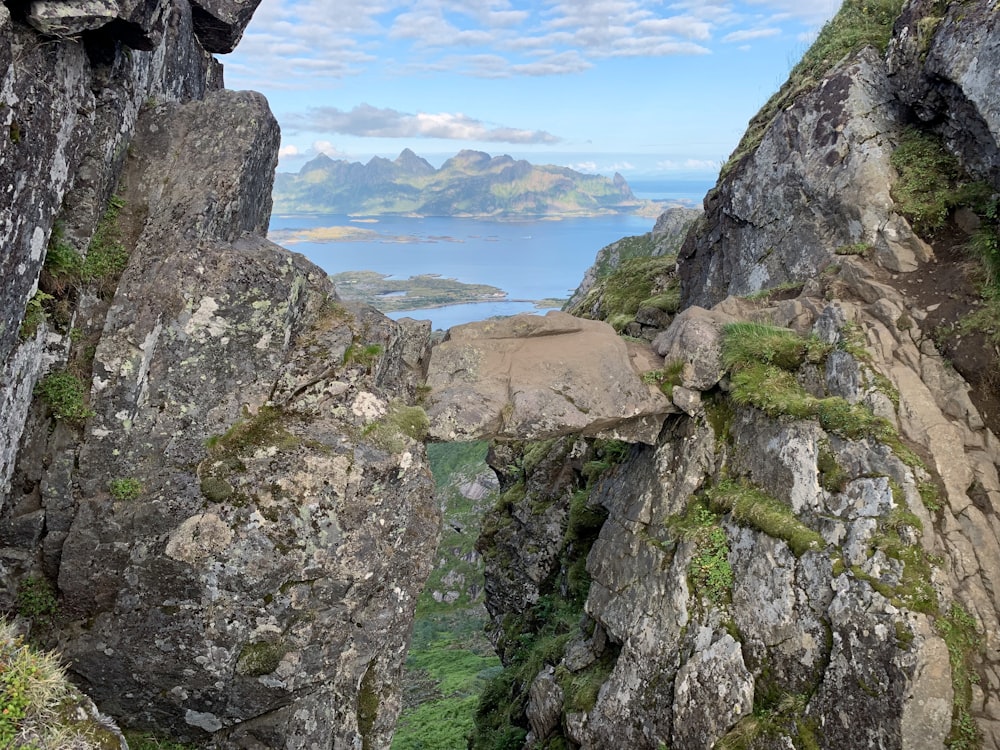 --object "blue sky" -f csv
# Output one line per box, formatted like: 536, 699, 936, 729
222, 0, 841, 180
